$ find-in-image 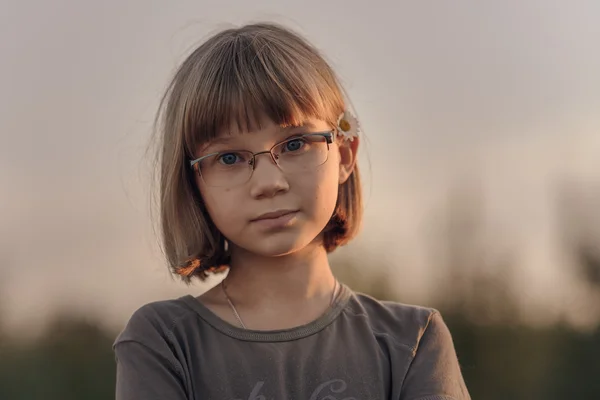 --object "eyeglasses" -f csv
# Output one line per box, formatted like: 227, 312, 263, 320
189, 131, 334, 187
